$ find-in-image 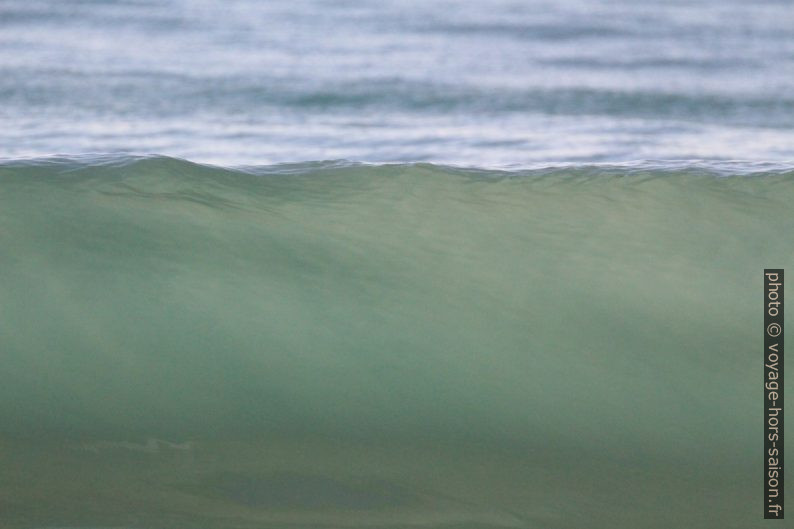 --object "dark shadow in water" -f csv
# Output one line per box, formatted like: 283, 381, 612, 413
207, 472, 423, 510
